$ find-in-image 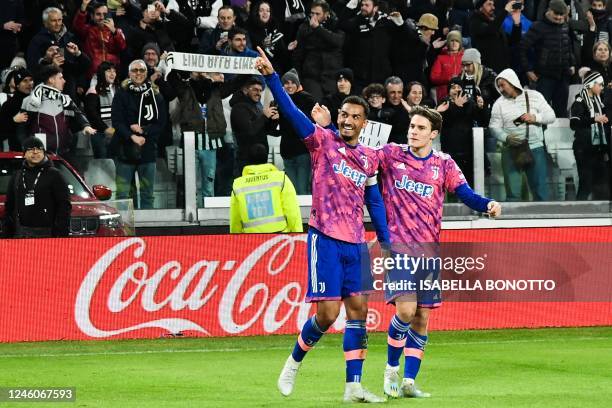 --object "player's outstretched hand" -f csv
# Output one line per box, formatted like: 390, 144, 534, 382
487, 201, 502, 218
254, 46, 274, 75
311, 103, 332, 127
